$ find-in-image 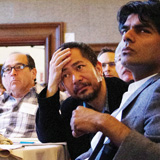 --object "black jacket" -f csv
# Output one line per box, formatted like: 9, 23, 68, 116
36, 77, 128, 160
